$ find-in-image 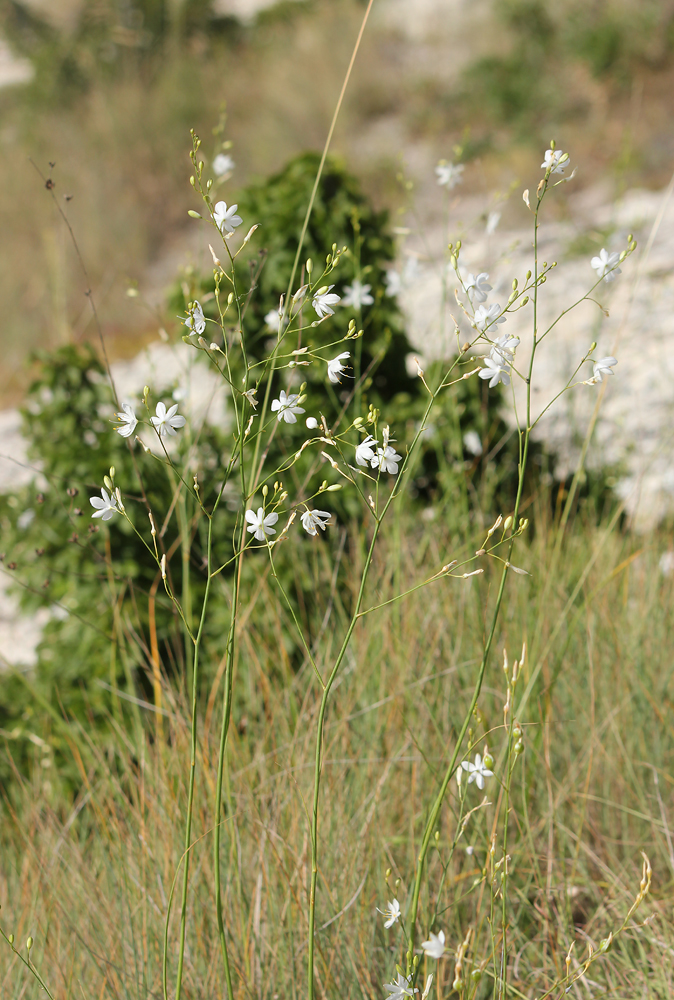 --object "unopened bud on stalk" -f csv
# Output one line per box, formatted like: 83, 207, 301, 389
627, 233, 633, 243
320, 480, 328, 491
521, 295, 529, 306
512, 278, 518, 290
8, 934, 13, 945
456, 240, 462, 250
26, 937, 33, 952
450, 255, 458, 270
508, 291, 517, 303
306, 258, 313, 275
161, 554, 166, 580
143, 386, 150, 400
262, 484, 268, 498
353, 417, 364, 427
504, 516, 512, 531
525, 269, 532, 280
395, 877, 401, 887
385, 867, 392, 878
413, 955, 420, 968
104, 476, 112, 490
327, 484, 342, 492
190, 176, 195, 187
188, 210, 202, 219
434, 830, 440, 842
